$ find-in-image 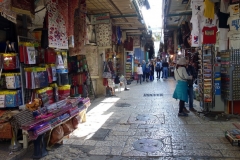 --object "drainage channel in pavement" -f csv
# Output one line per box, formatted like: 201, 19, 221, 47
143, 93, 163, 97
